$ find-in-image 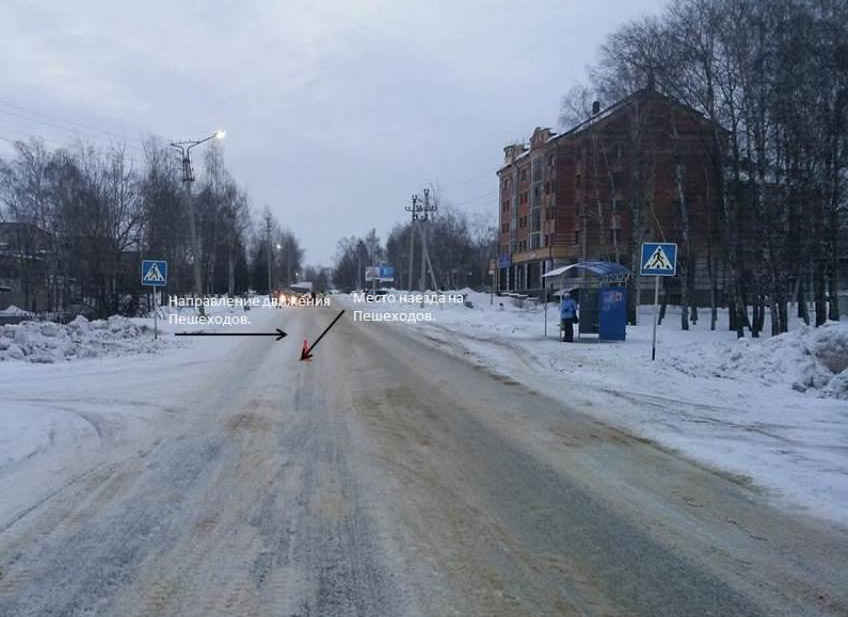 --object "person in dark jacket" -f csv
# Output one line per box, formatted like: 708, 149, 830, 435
560, 291, 578, 342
